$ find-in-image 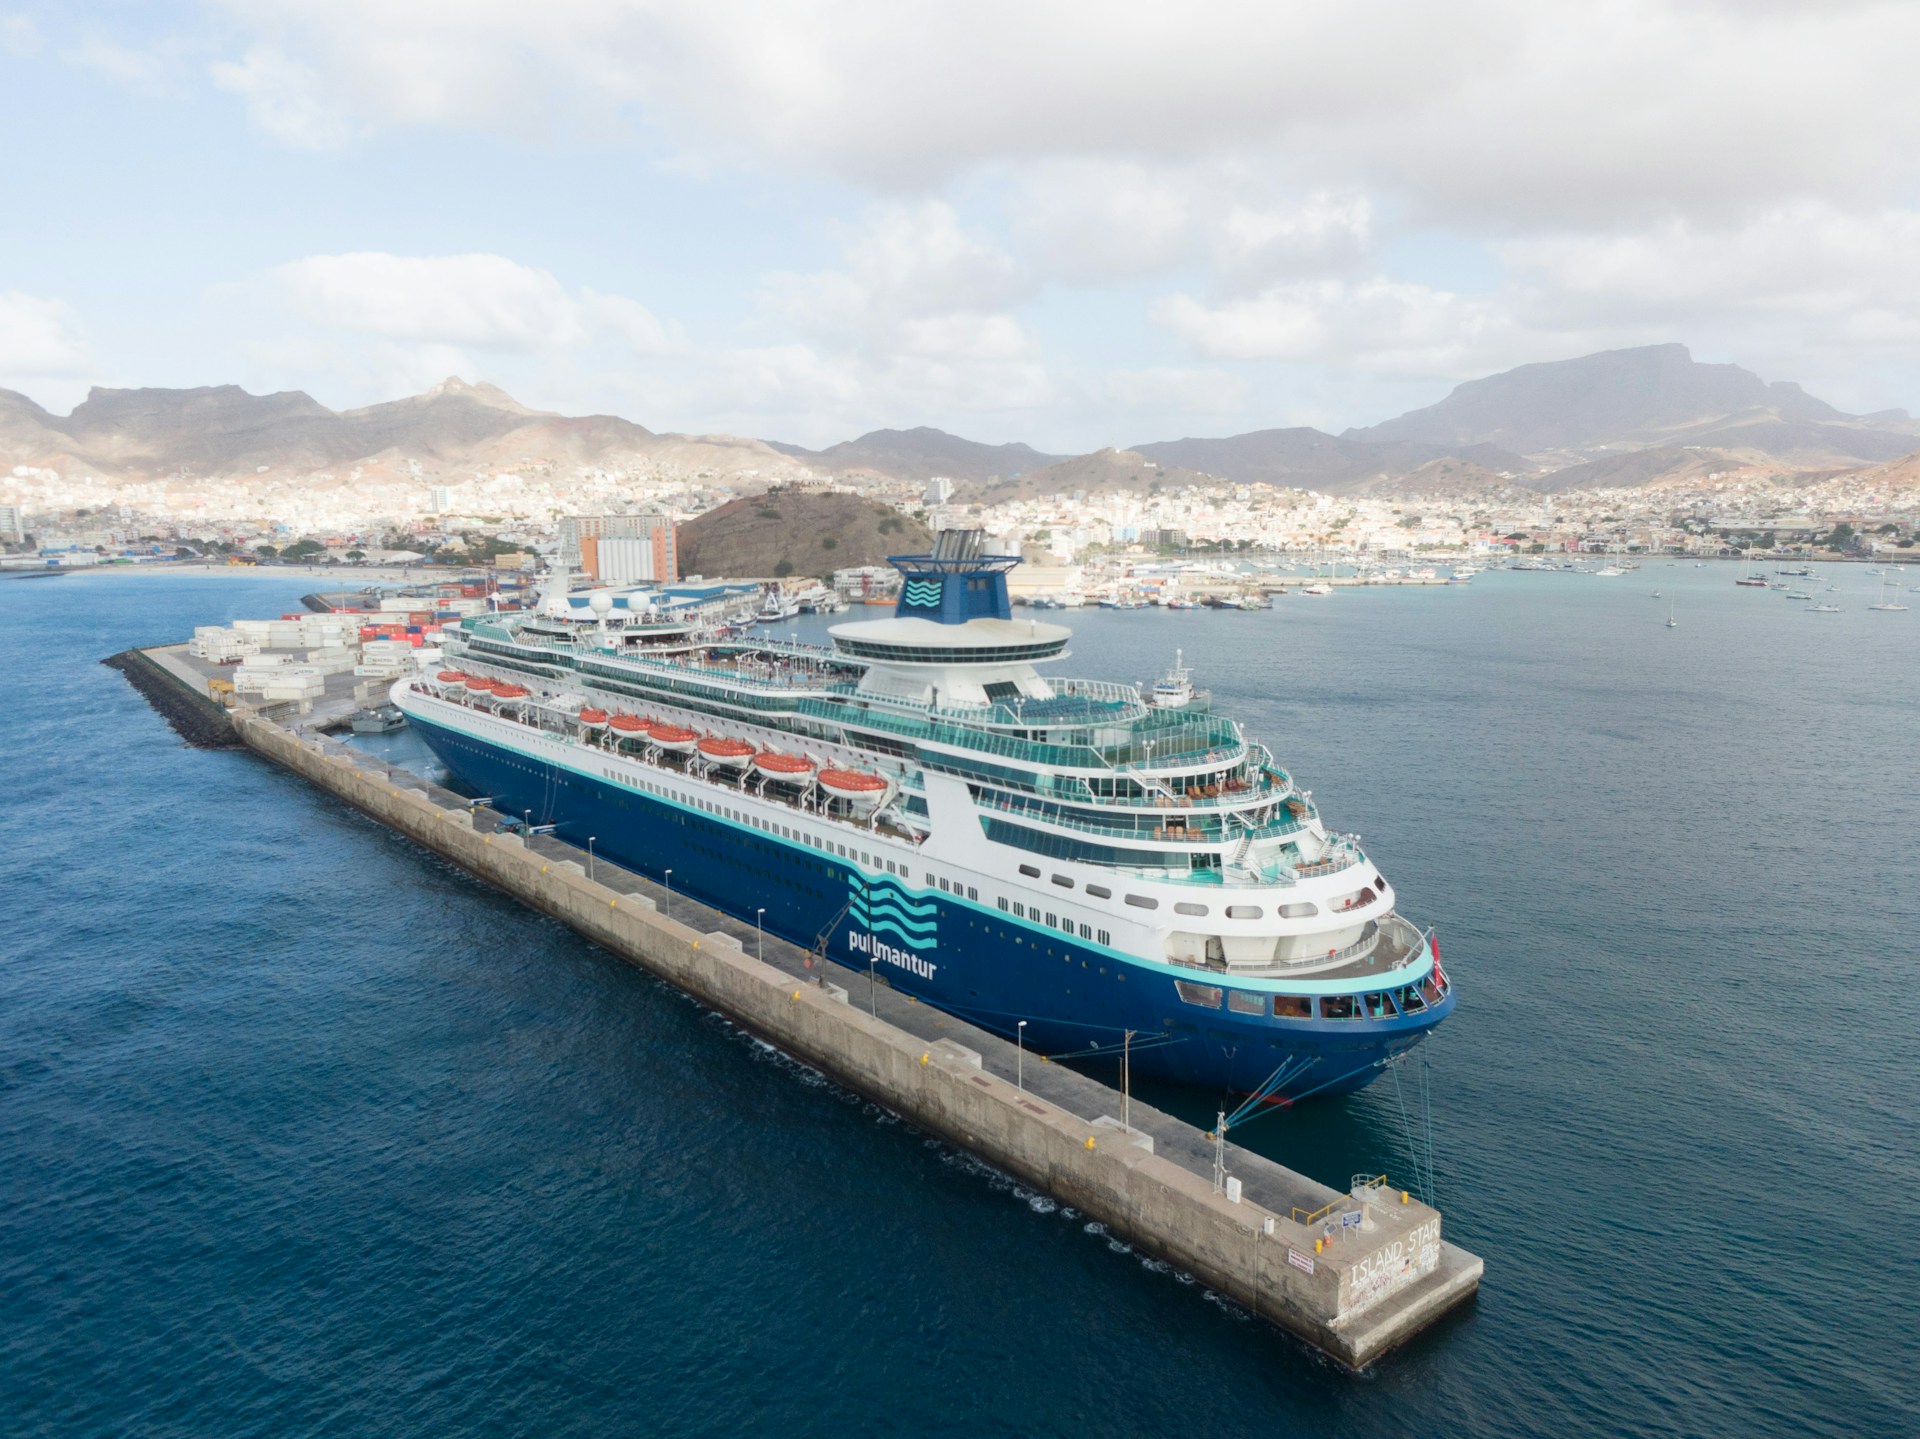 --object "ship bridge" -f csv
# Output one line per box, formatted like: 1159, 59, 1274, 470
830, 529, 1071, 710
